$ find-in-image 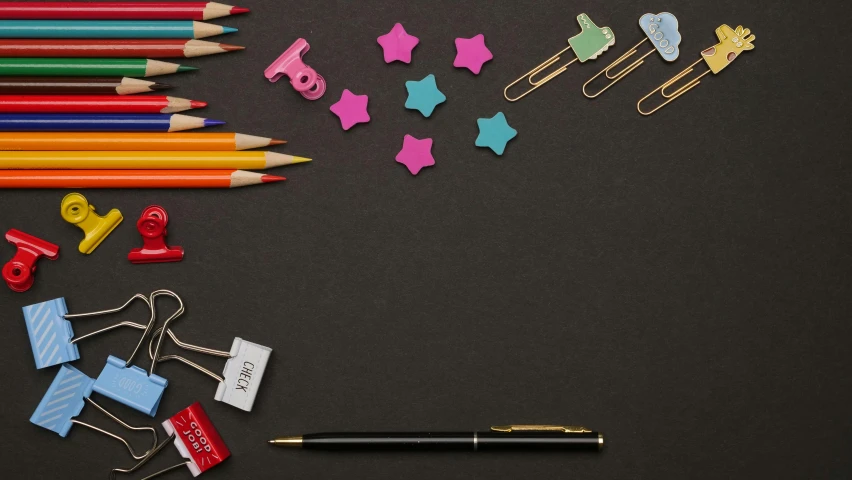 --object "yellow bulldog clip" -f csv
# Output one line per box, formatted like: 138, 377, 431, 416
61, 193, 123, 254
